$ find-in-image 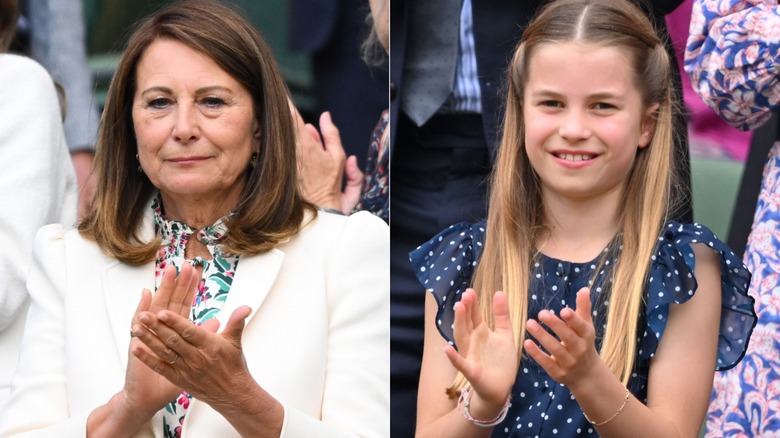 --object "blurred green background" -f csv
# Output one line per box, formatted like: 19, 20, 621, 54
83, 0, 314, 113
